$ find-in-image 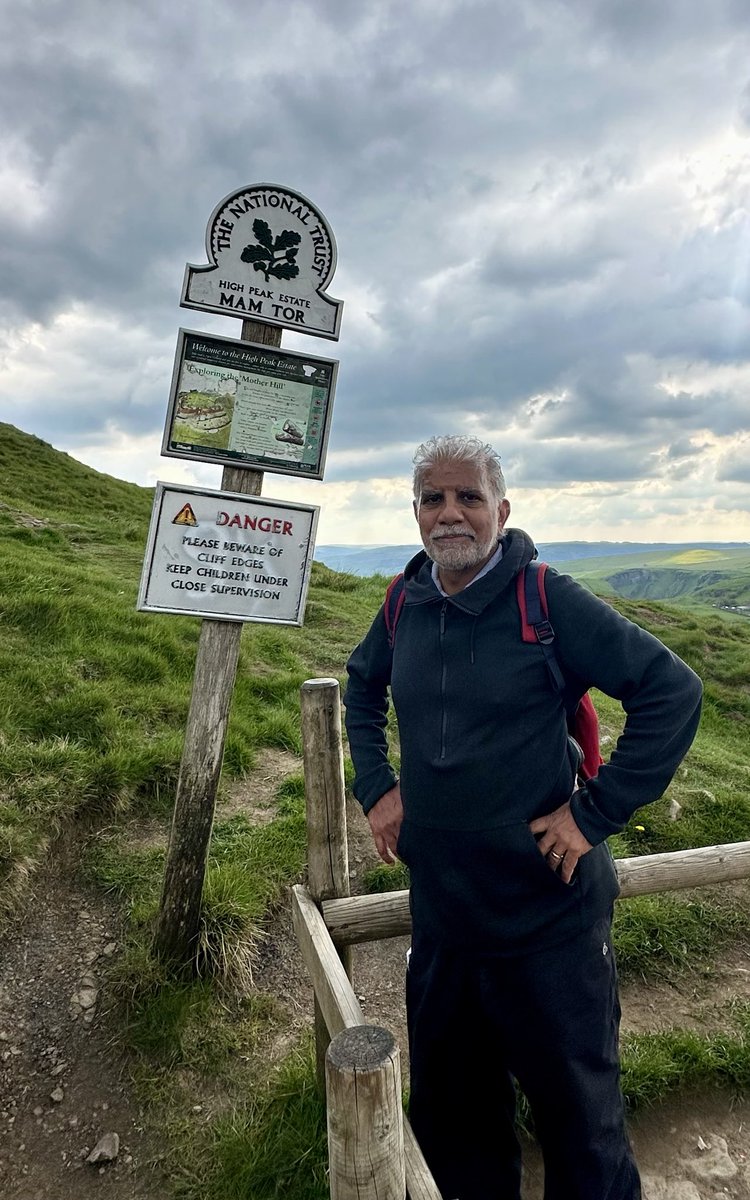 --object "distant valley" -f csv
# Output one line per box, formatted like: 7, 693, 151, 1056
314, 542, 750, 611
